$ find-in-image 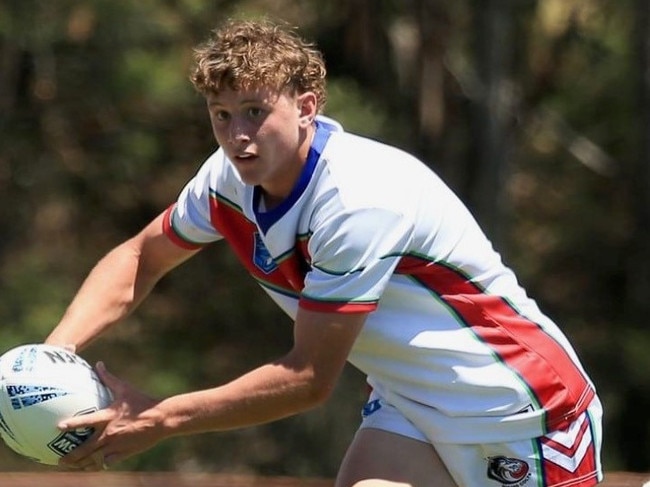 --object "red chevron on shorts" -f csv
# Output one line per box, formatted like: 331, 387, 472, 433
539, 411, 600, 487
